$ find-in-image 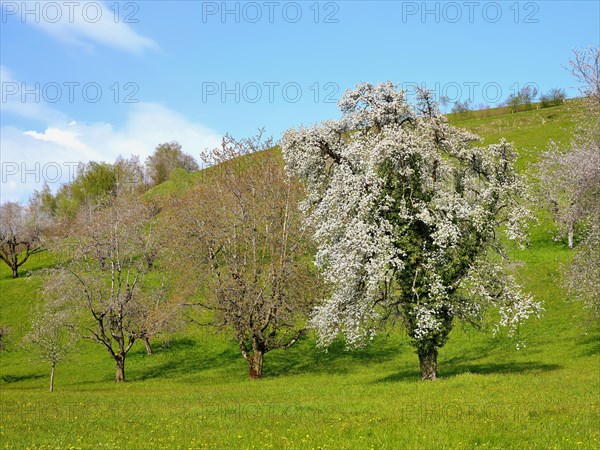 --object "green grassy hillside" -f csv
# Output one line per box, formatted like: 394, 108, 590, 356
1, 101, 598, 449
